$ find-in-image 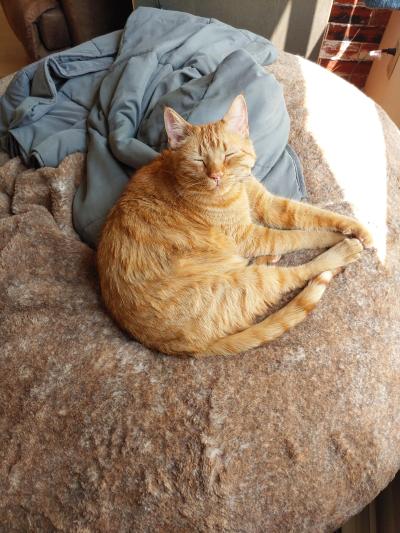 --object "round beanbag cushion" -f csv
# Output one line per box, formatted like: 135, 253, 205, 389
0, 53, 399, 532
